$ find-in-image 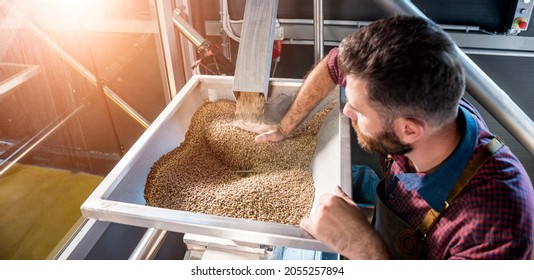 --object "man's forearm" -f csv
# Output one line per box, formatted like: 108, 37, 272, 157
278, 56, 336, 136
